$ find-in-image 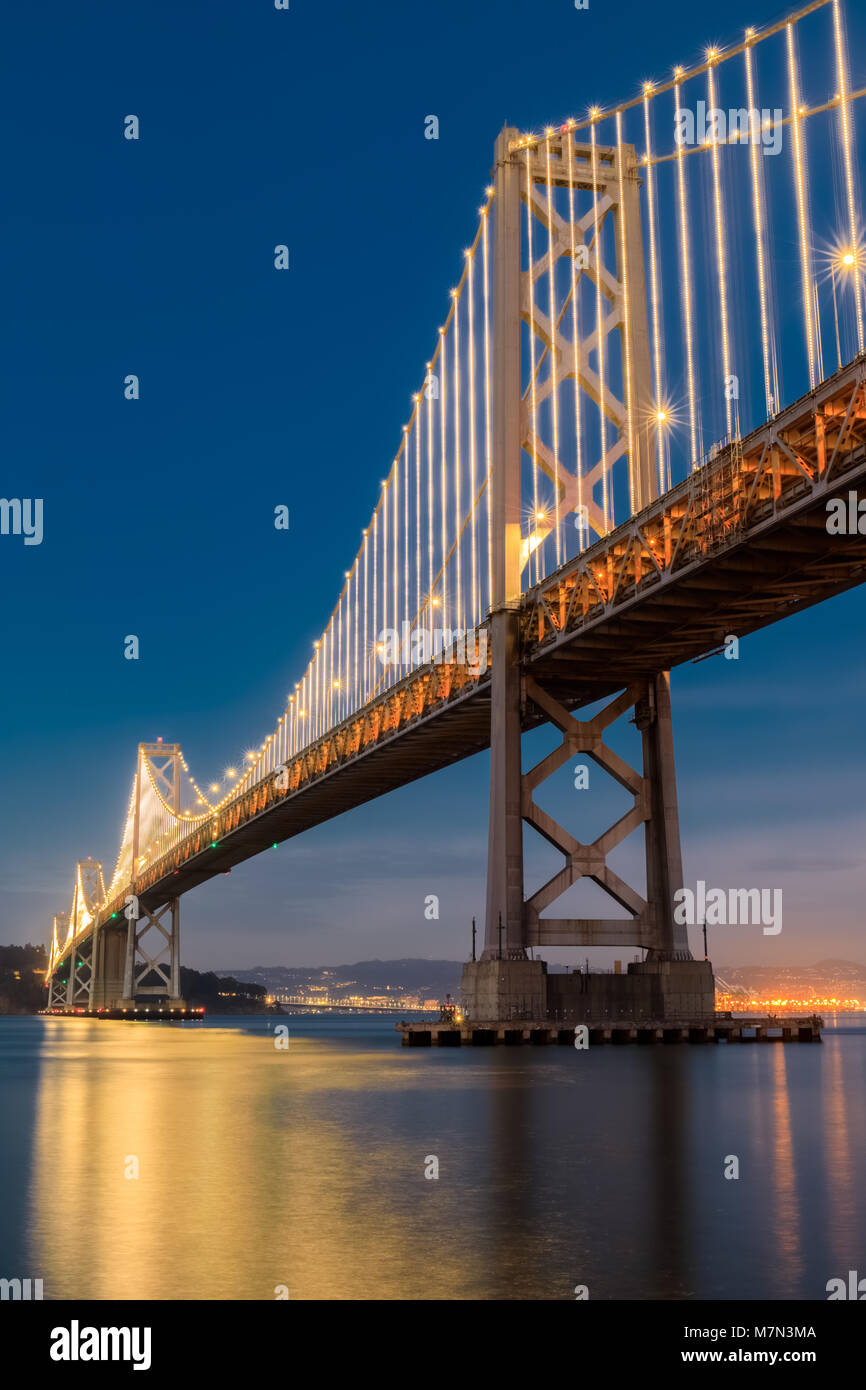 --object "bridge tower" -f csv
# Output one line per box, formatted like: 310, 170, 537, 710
58, 861, 105, 1009
46, 912, 69, 1009
466, 126, 713, 1022
117, 741, 185, 1010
